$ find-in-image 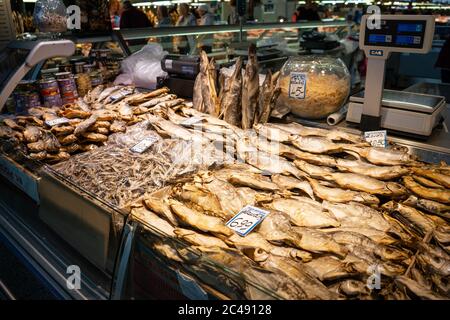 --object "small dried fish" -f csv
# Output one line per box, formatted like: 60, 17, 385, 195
74, 114, 98, 136
23, 126, 43, 143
